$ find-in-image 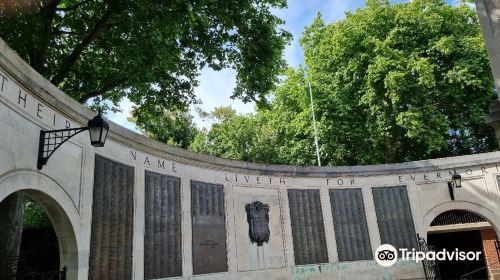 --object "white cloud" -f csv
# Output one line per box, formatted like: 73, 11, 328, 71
190, 67, 255, 129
